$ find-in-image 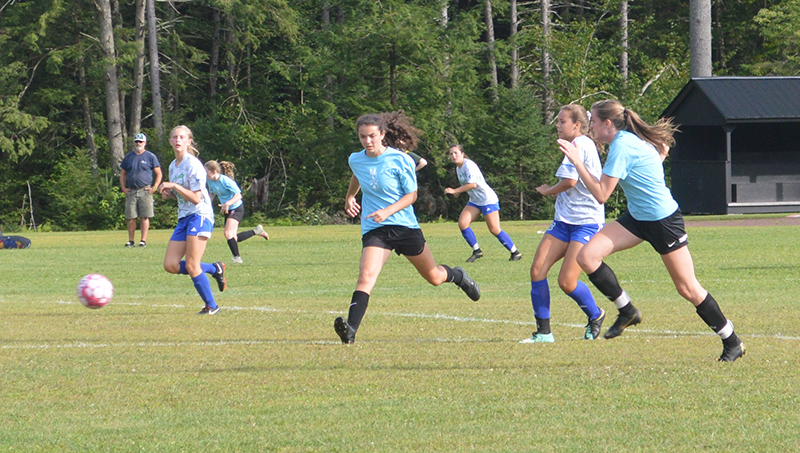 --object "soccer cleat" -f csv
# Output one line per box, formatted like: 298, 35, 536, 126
254, 224, 269, 240
453, 266, 481, 301
138, 241, 146, 247
334, 316, 356, 344
232, 256, 244, 264
212, 261, 227, 292
584, 308, 606, 340
509, 250, 522, 261
718, 341, 746, 362
197, 306, 220, 315
466, 249, 483, 263
519, 332, 555, 343
603, 308, 642, 339
124, 241, 135, 248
